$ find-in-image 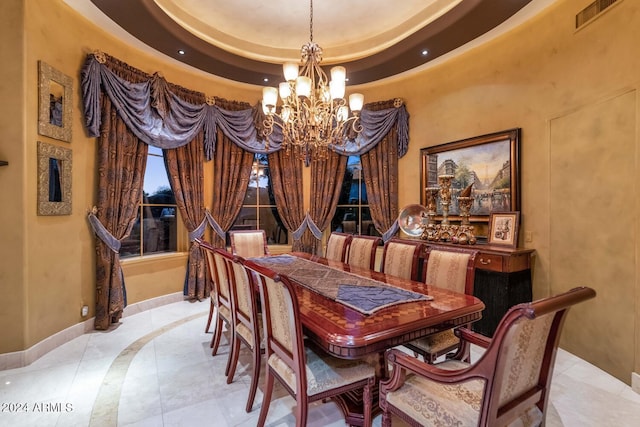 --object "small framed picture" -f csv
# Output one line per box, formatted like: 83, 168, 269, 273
488, 211, 520, 247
